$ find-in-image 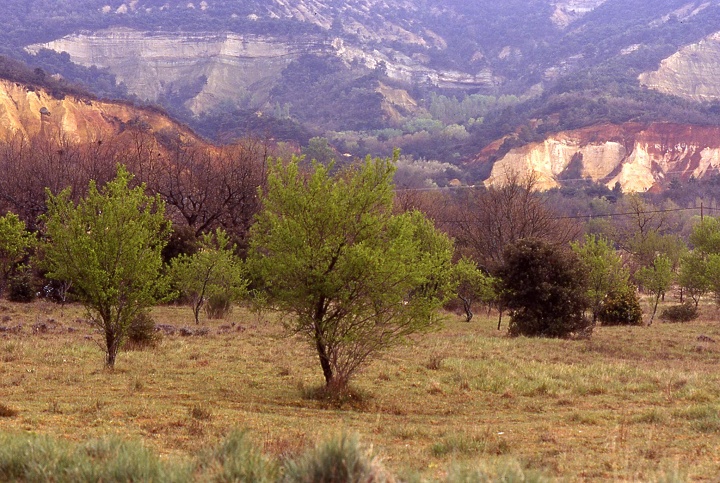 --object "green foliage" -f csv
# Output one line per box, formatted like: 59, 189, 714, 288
301, 137, 336, 166
205, 292, 233, 320
678, 251, 710, 307
660, 302, 699, 323
170, 228, 247, 324
636, 254, 674, 326
248, 154, 454, 391
571, 234, 629, 324
597, 287, 644, 326
198, 431, 278, 483
0, 212, 34, 295
43, 166, 171, 368
452, 258, 497, 322
682, 217, 720, 305
125, 311, 158, 349
500, 239, 591, 338
282, 433, 391, 483
0, 433, 190, 483
6, 265, 35, 303
689, 217, 720, 254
